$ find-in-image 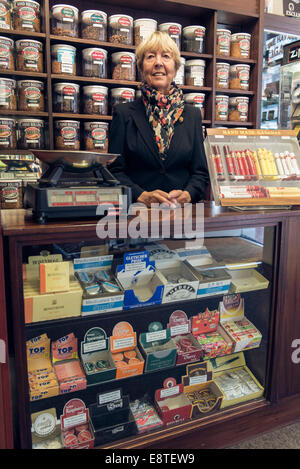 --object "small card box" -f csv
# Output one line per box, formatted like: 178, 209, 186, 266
167, 310, 203, 365
110, 321, 144, 379
155, 377, 192, 426
60, 398, 94, 449
191, 308, 220, 335
139, 321, 177, 372
40, 261, 70, 294
81, 327, 116, 385
159, 260, 199, 303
